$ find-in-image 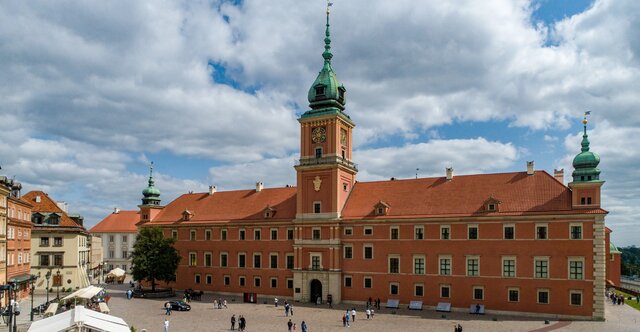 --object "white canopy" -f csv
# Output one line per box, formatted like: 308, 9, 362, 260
63, 285, 104, 300
107, 267, 126, 277
28, 305, 129, 332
